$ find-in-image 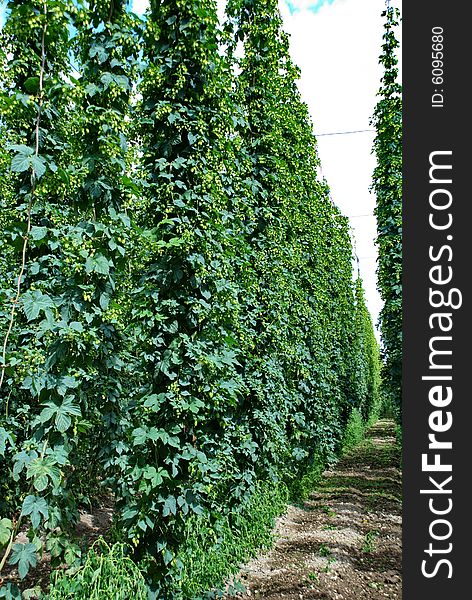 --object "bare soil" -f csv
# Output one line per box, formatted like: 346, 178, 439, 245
226, 419, 402, 600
